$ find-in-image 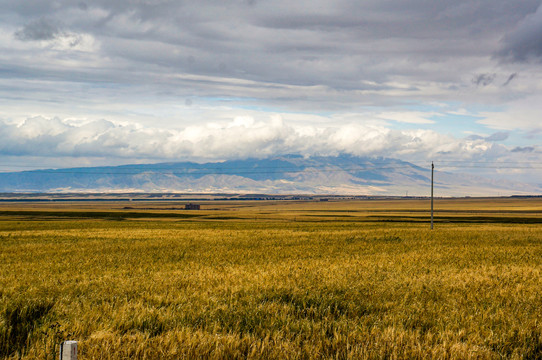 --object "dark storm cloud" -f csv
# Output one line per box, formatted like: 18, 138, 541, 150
3, 0, 540, 97
503, 73, 518, 86
498, 4, 542, 62
472, 73, 496, 87
14, 18, 60, 41
1, 0, 542, 125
